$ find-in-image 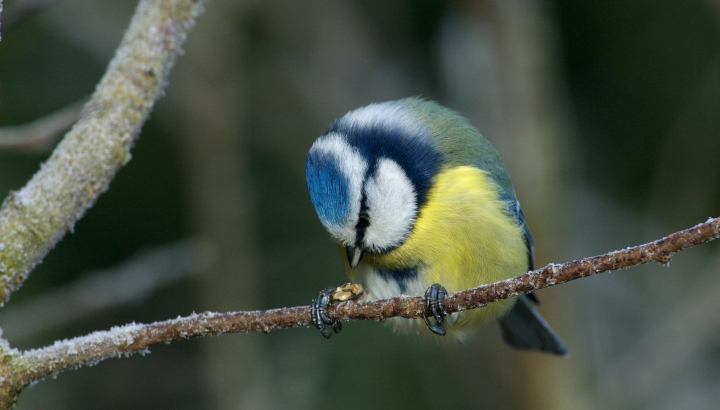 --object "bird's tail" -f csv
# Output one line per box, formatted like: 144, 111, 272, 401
497, 294, 569, 356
